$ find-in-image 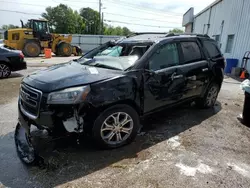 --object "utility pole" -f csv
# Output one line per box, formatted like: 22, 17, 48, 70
99, 0, 102, 35
102, 12, 104, 34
